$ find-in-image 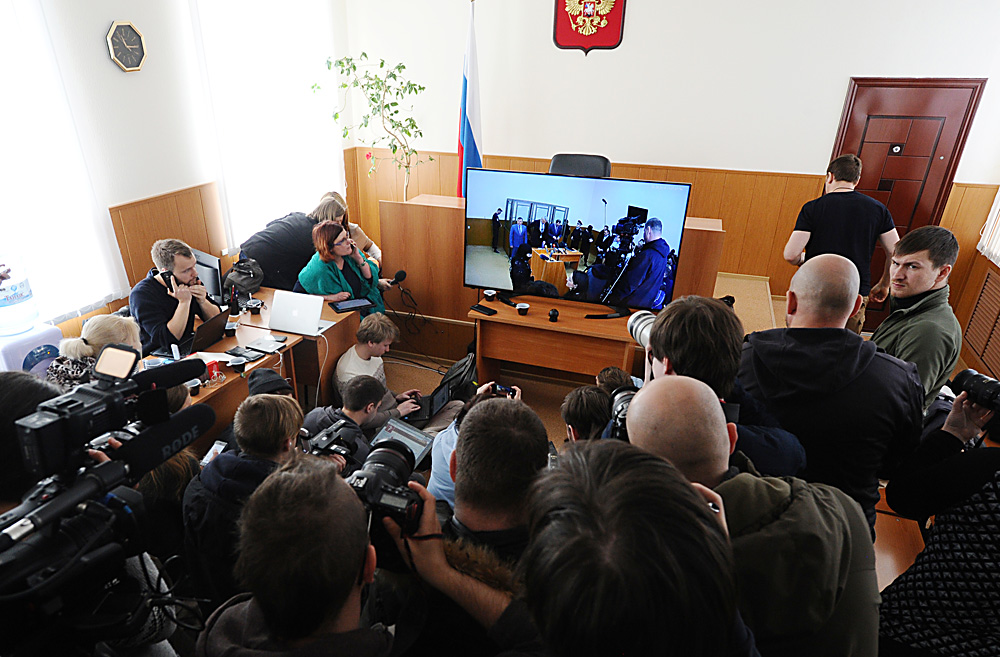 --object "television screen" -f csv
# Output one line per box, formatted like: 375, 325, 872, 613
463, 168, 691, 311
